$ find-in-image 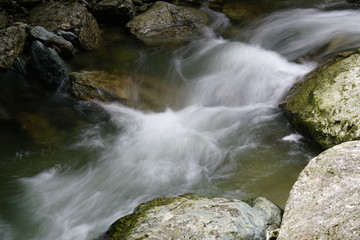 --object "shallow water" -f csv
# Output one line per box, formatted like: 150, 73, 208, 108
1, 1, 360, 239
